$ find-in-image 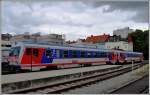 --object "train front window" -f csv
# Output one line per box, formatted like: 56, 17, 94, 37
9, 47, 21, 56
